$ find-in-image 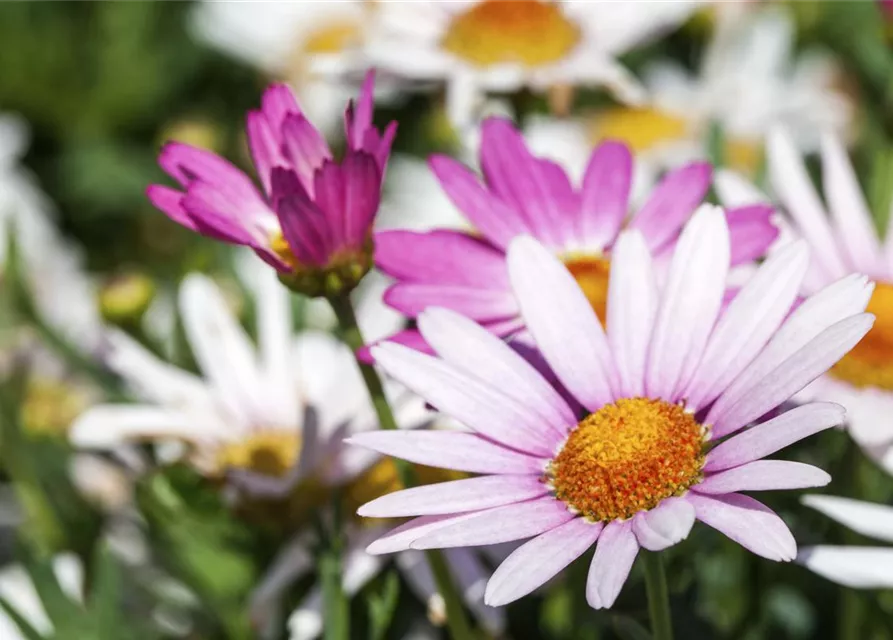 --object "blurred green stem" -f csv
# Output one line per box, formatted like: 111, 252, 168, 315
327, 293, 475, 640
643, 552, 673, 640
838, 443, 866, 640
321, 497, 350, 640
